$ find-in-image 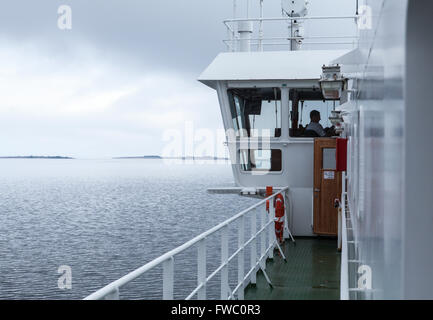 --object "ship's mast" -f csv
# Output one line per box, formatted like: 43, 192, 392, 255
232, 0, 309, 52
281, 0, 308, 51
